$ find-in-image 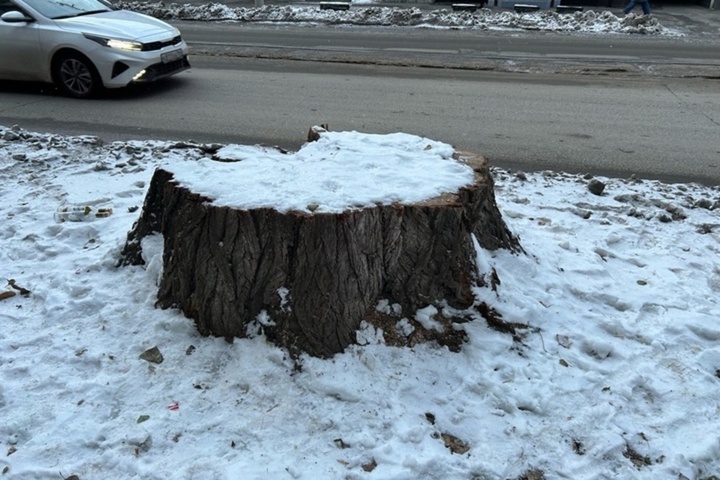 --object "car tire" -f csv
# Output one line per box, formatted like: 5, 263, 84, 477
52, 52, 102, 99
